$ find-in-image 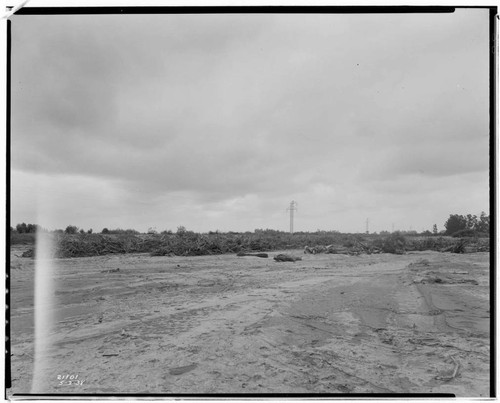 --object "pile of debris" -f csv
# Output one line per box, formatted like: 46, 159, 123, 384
303, 234, 492, 256
53, 234, 164, 257
21, 234, 165, 259
440, 239, 468, 254
304, 240, 385, 256
440, 238, 490, 254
